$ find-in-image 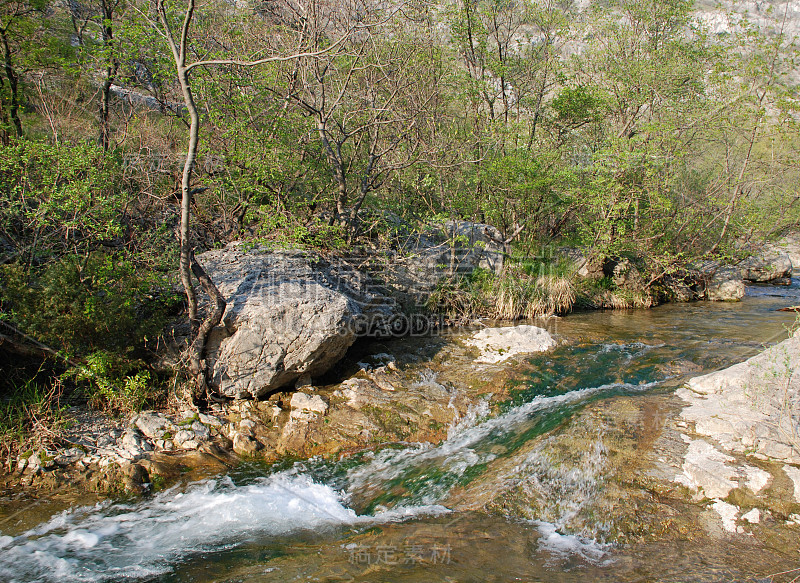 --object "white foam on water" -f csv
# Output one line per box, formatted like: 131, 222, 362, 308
0, 472, 446, 583
534, 521, 614, 566
1, 379, 658, 582
597, 341, 664, 362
